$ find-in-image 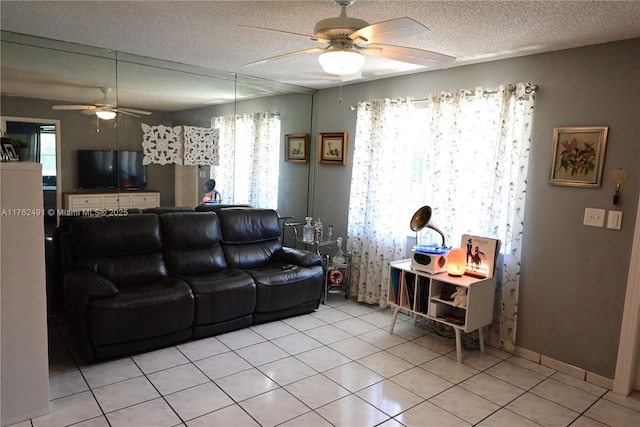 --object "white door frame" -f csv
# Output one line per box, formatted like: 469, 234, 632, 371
1, 116, 62, 217
614, 192, 640, 395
